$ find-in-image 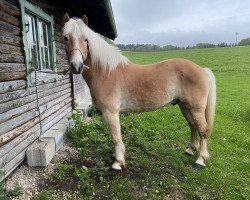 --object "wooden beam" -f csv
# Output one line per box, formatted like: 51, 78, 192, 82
0, 43, 22, 55
0, 72, 25, 82
0, 0, 20, 17
0, 80, 26, 94
0, 53, 24, 63
0, 20, 20, 36
0, 63, 25, 73
0, 10, 20, 26
0, 30, 21, 46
